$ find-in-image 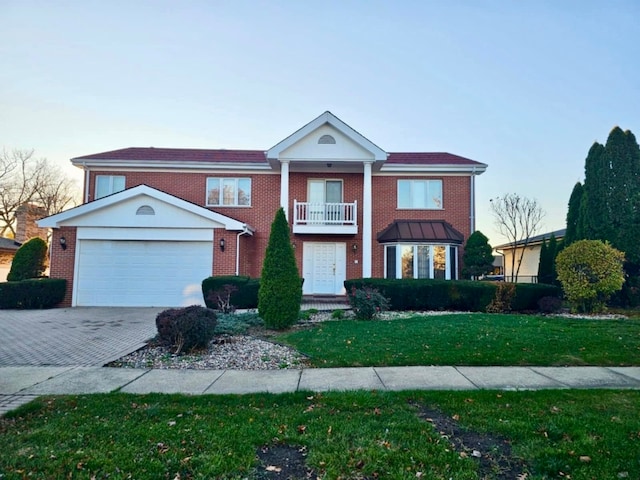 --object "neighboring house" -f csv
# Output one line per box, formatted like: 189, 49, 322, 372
0, 204, 49, 282
0, 238, 21, 282
39, 111, 487, 307
494, 228, 566, 283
